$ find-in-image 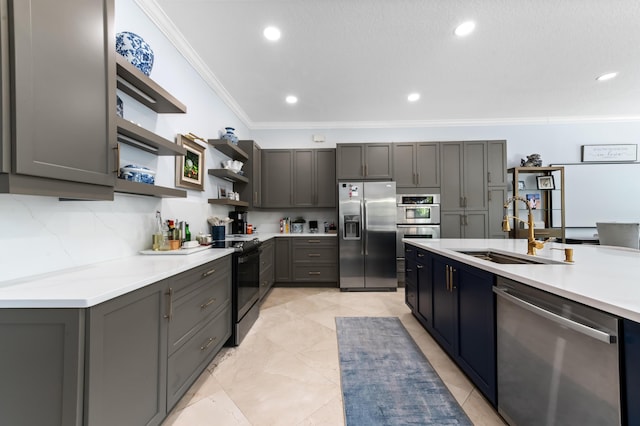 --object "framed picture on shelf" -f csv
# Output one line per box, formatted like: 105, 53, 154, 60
536, 175, 555, 190
175, 134, 205, 191
525, 193, 541, 209
218, 187, 227, 199
518, 180, 525, 190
